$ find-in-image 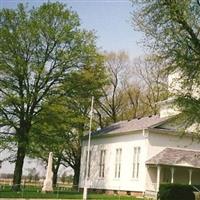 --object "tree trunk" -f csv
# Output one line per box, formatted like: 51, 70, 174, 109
12, 144, 26, 191
52, 155, 61, 187
73, 164, 80, 190
53, 170, 58, 187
